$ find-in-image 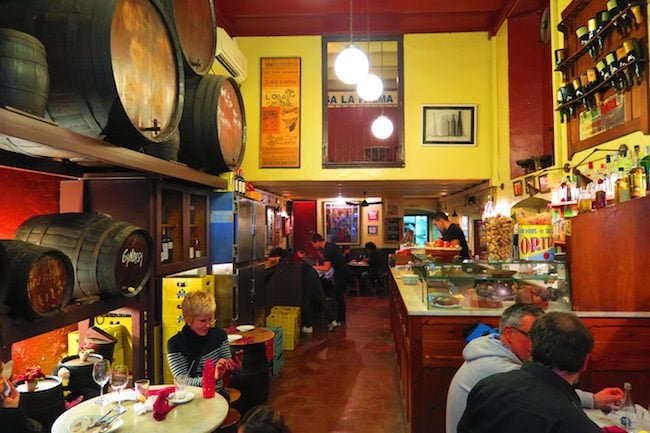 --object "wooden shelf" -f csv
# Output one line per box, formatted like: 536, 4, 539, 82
0, 108, 227, 189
